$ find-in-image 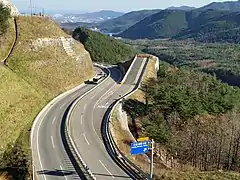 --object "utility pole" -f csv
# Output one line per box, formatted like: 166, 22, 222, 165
30, 0, 32, 16
149, 139, 154, 180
